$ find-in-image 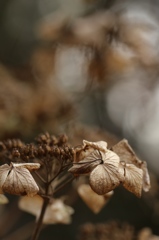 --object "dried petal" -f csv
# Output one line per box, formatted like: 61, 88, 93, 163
0, 164, 11, 193
0, 162, 39, 196
89, 149, 121, 195
68, 149, 102, 175
119, 162, 143, 198
19, 195, 42, 216
112, 139, 137, 164
112, 139, 151, 192
78, 183, 113, 213
74, 140, 107, 163
102, 149, 120, 168
90, 163, 120, 195
0, 194, 9, 204
140, 162, 151, 192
